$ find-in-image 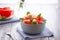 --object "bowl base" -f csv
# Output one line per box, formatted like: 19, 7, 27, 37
24, 32, 41, 36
